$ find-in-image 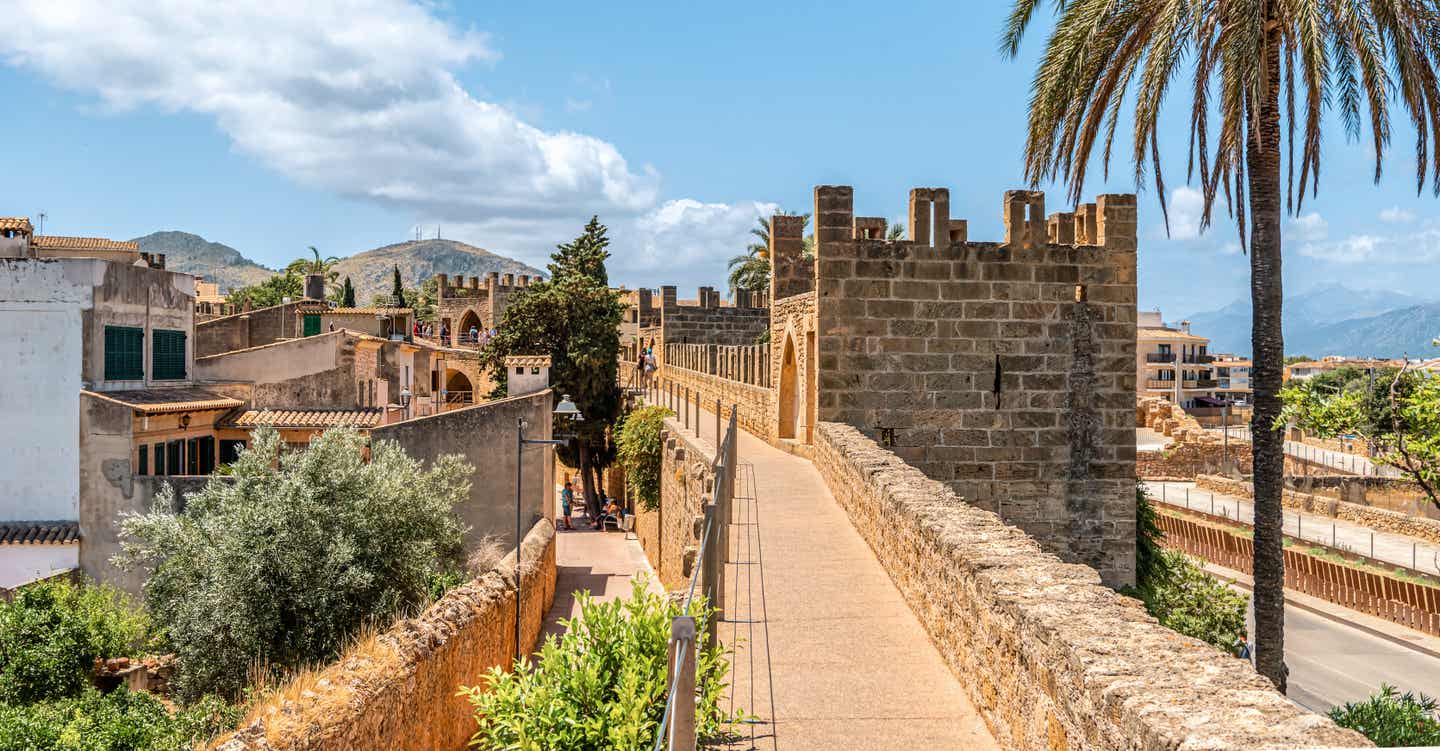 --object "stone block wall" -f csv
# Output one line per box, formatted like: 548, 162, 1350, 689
634, 419, 716, 590
210, 519, 557, 751
769, 291, 817, 444
812, 185, 1137, 585
769, 214, 813, 301
652, 366, 772, 441
813, 422, 1367, 751
196, 301, 308, 357
657, 288, 770, 352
